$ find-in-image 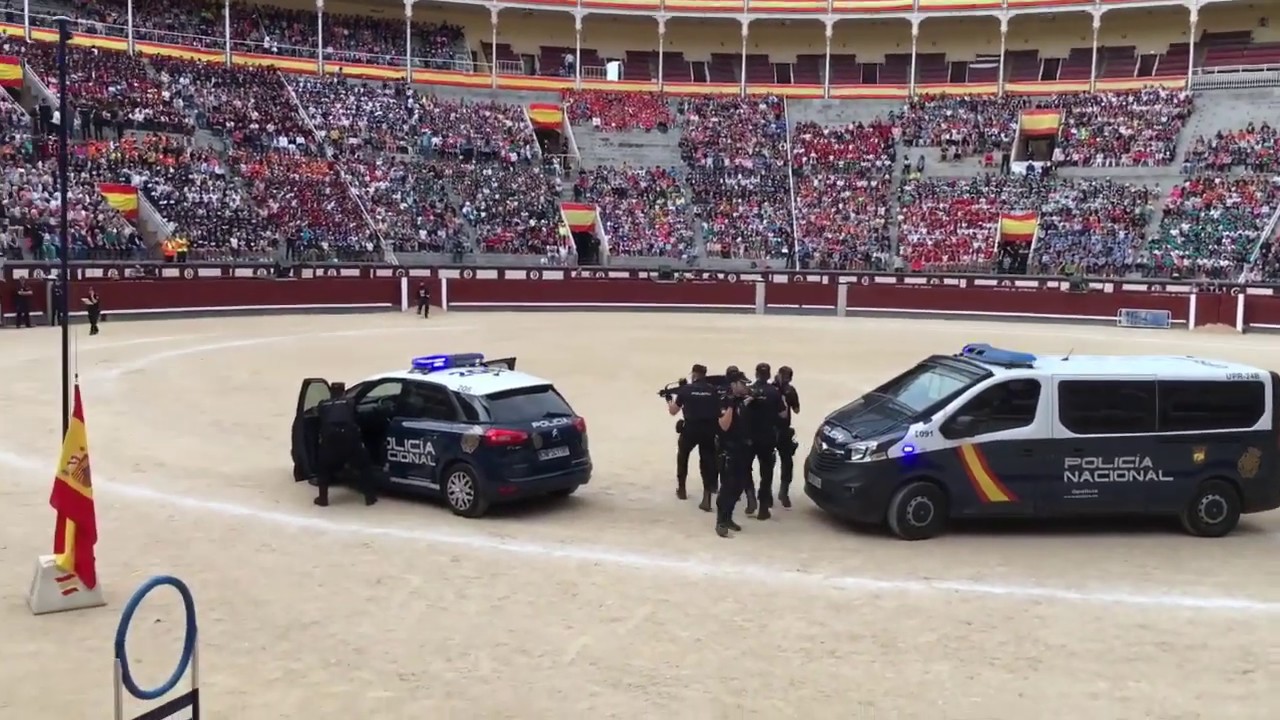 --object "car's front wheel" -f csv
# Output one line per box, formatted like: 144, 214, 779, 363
886, 480, 948, 541
444, 463, 489, 518
1180, 479, 1241, 538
